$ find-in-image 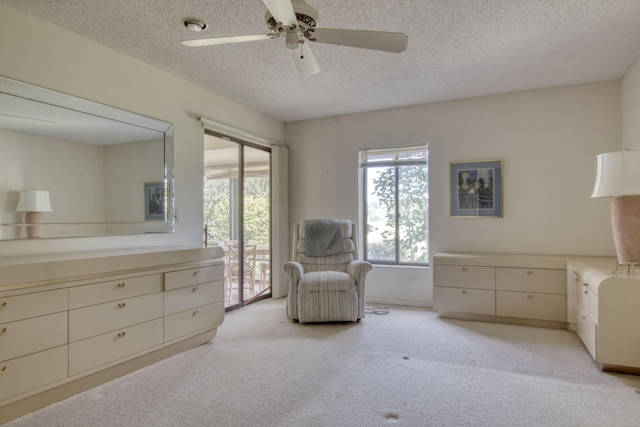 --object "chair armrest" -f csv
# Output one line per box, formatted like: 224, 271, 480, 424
283, 261, 305, 320
283, 261, 304, 278
348, 260, 372, 320
347, 260, 372, 279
